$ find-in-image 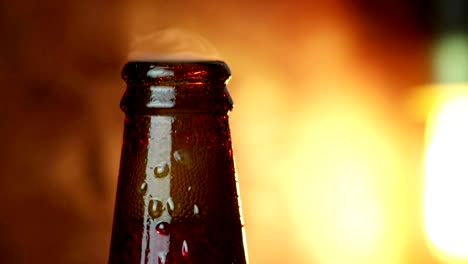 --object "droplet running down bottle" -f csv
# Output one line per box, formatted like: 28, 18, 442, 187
108, 60, 248, 264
